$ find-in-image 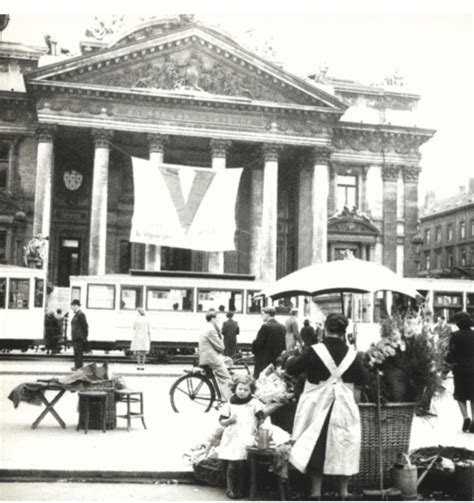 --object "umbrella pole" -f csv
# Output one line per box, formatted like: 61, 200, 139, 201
376, 371, 384, 493
340, 292, 345, 316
